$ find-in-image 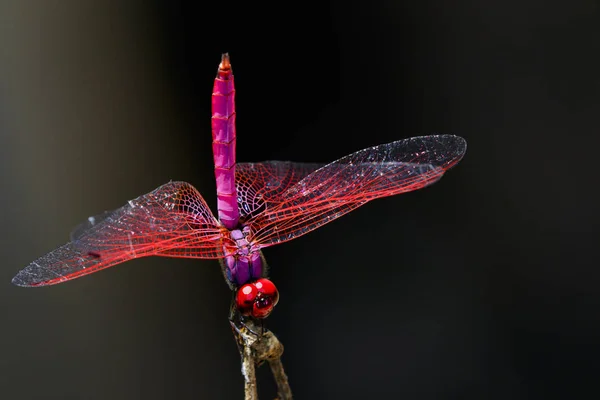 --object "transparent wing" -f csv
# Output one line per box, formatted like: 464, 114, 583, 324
12, 181, 229, 287
235, 161, 324, 220
247, 135, 467, 247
